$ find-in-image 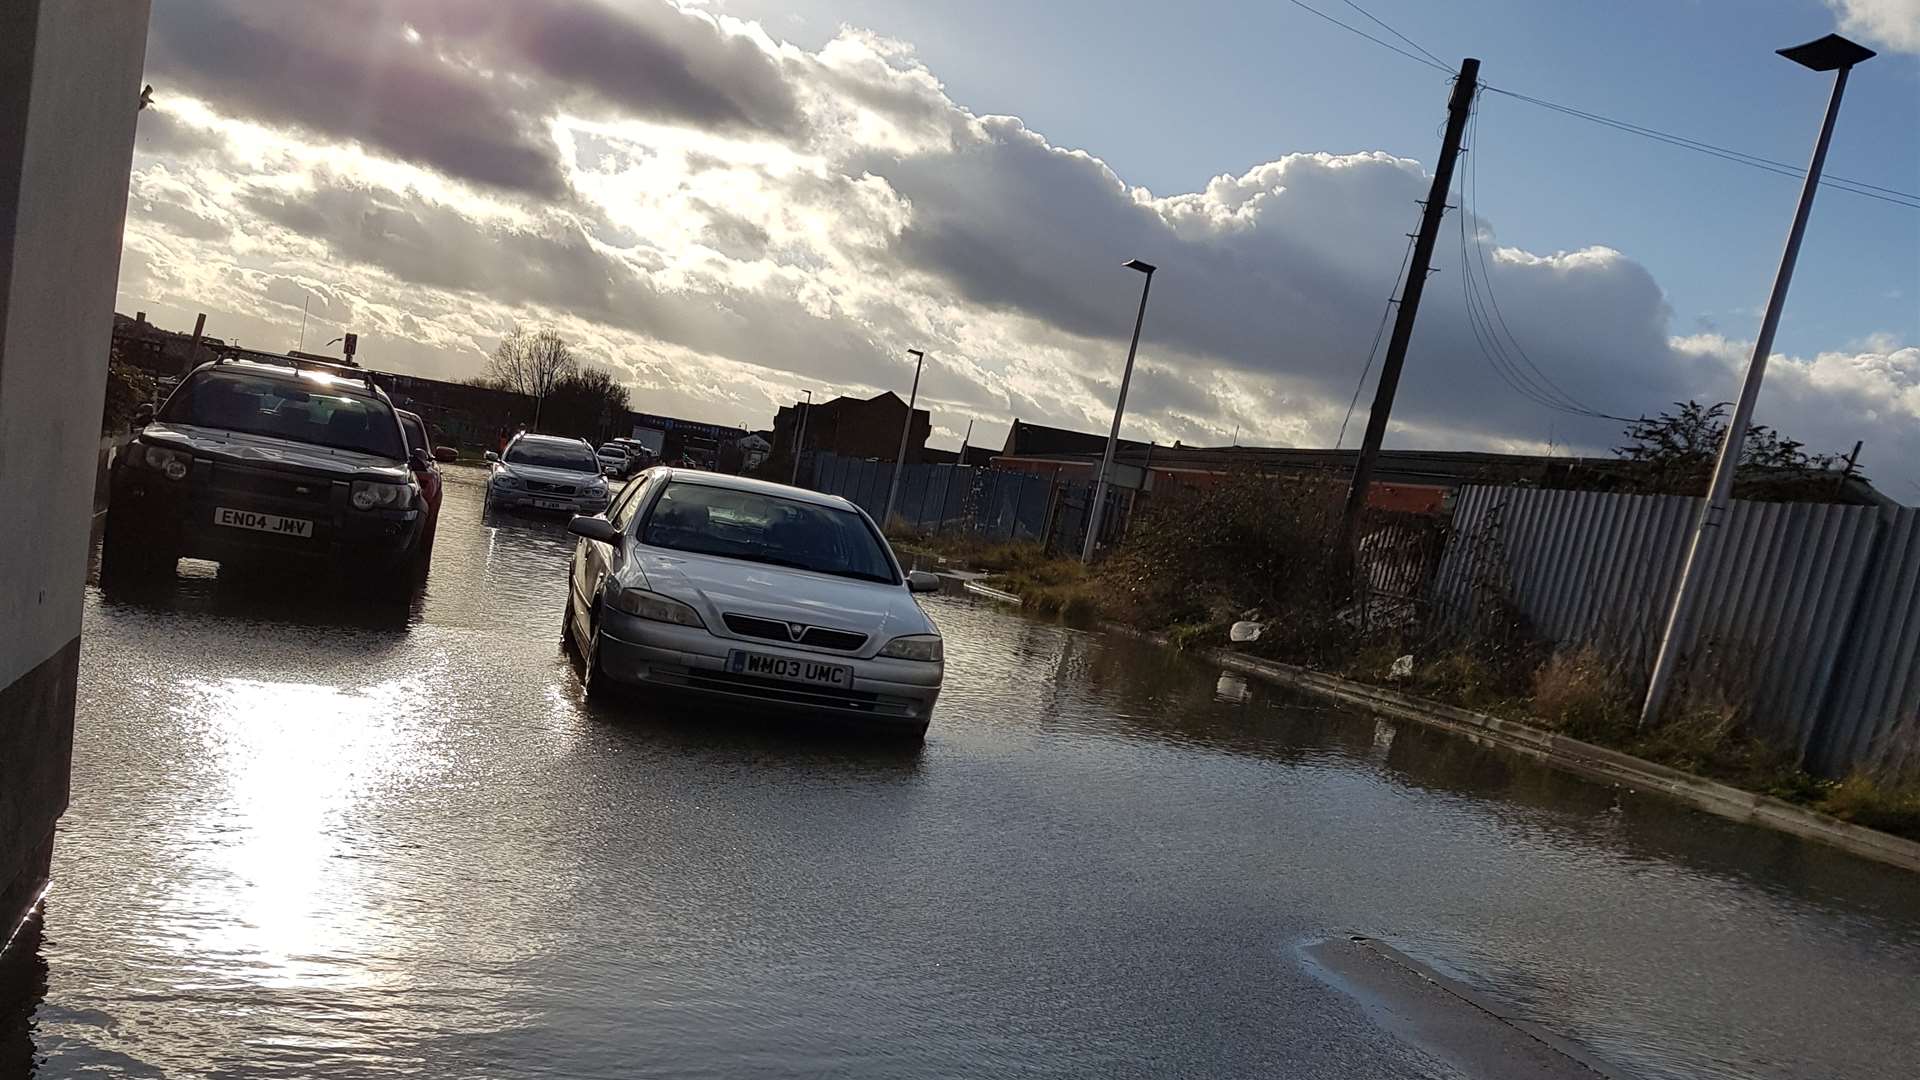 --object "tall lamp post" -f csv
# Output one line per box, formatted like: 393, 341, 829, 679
1082, 259, 1157, 563
1640, 33, 1874, 729
881, 348, 927, 528
788, 389, 814, 485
